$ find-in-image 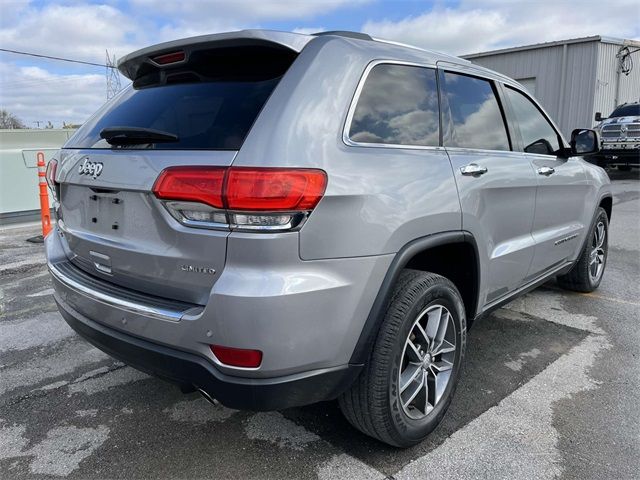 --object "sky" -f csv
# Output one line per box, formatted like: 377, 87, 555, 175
1, 0, 639, 128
